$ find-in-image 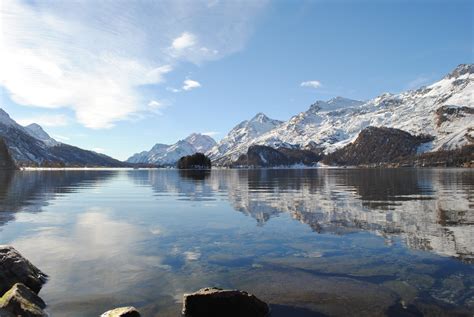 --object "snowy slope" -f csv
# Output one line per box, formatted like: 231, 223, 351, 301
211, 64, 473, 164
207, 113, 283, 161
185, 133, 217, 153
24, 123, 59, 147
